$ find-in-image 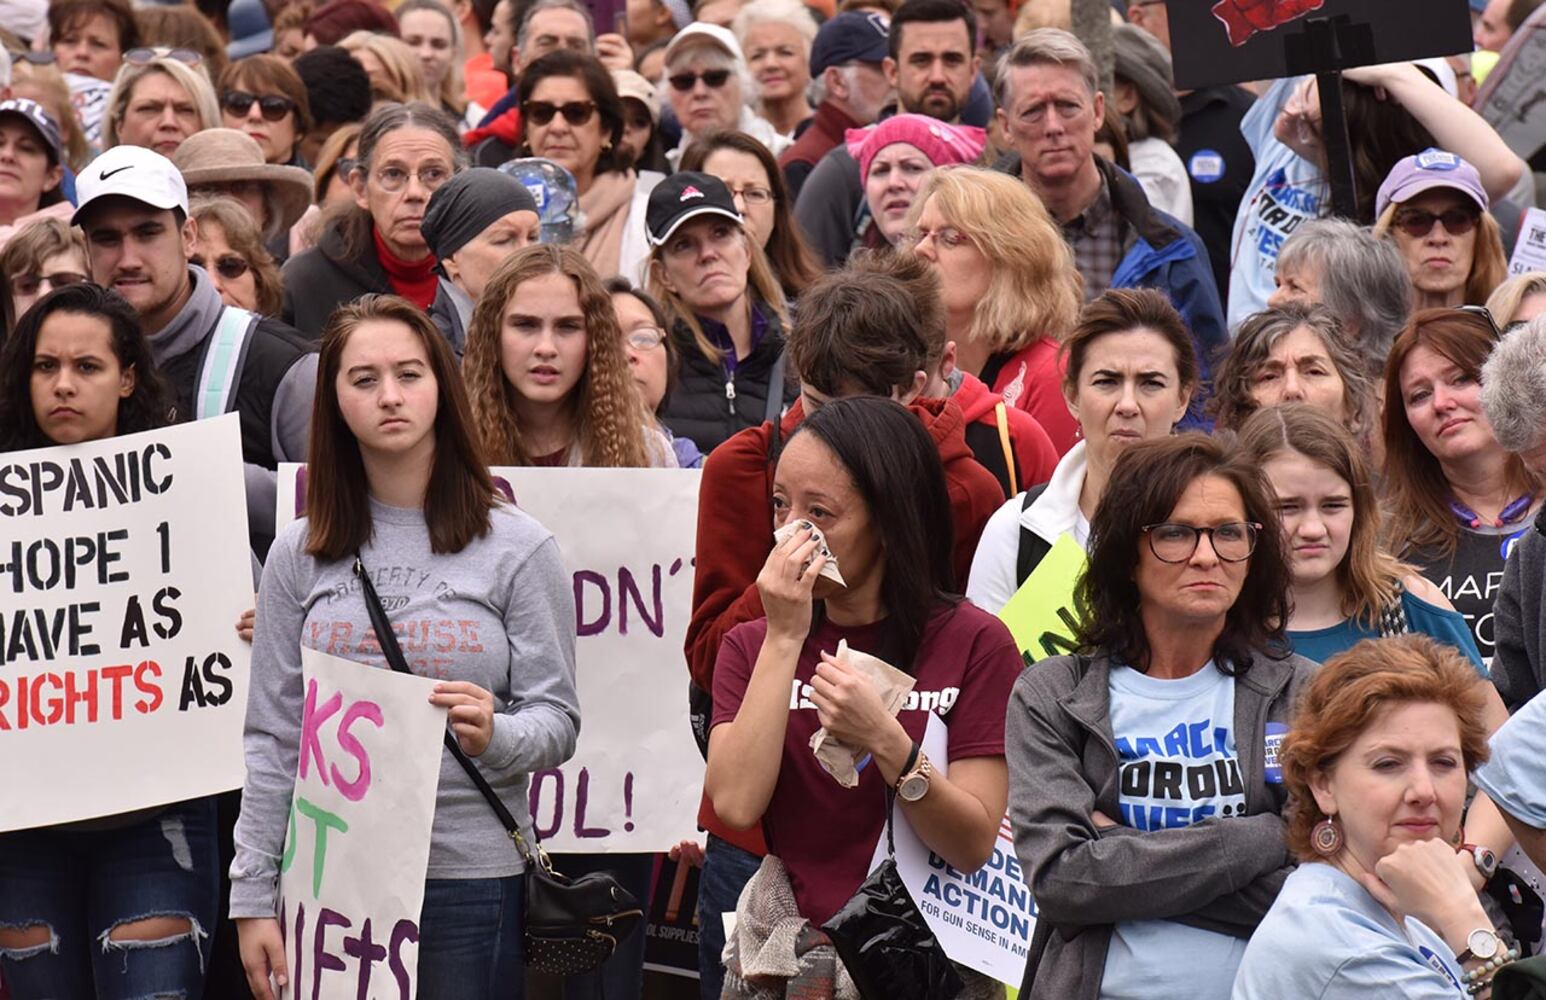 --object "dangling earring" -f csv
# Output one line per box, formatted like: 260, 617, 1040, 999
1312, 816, 1343, 856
